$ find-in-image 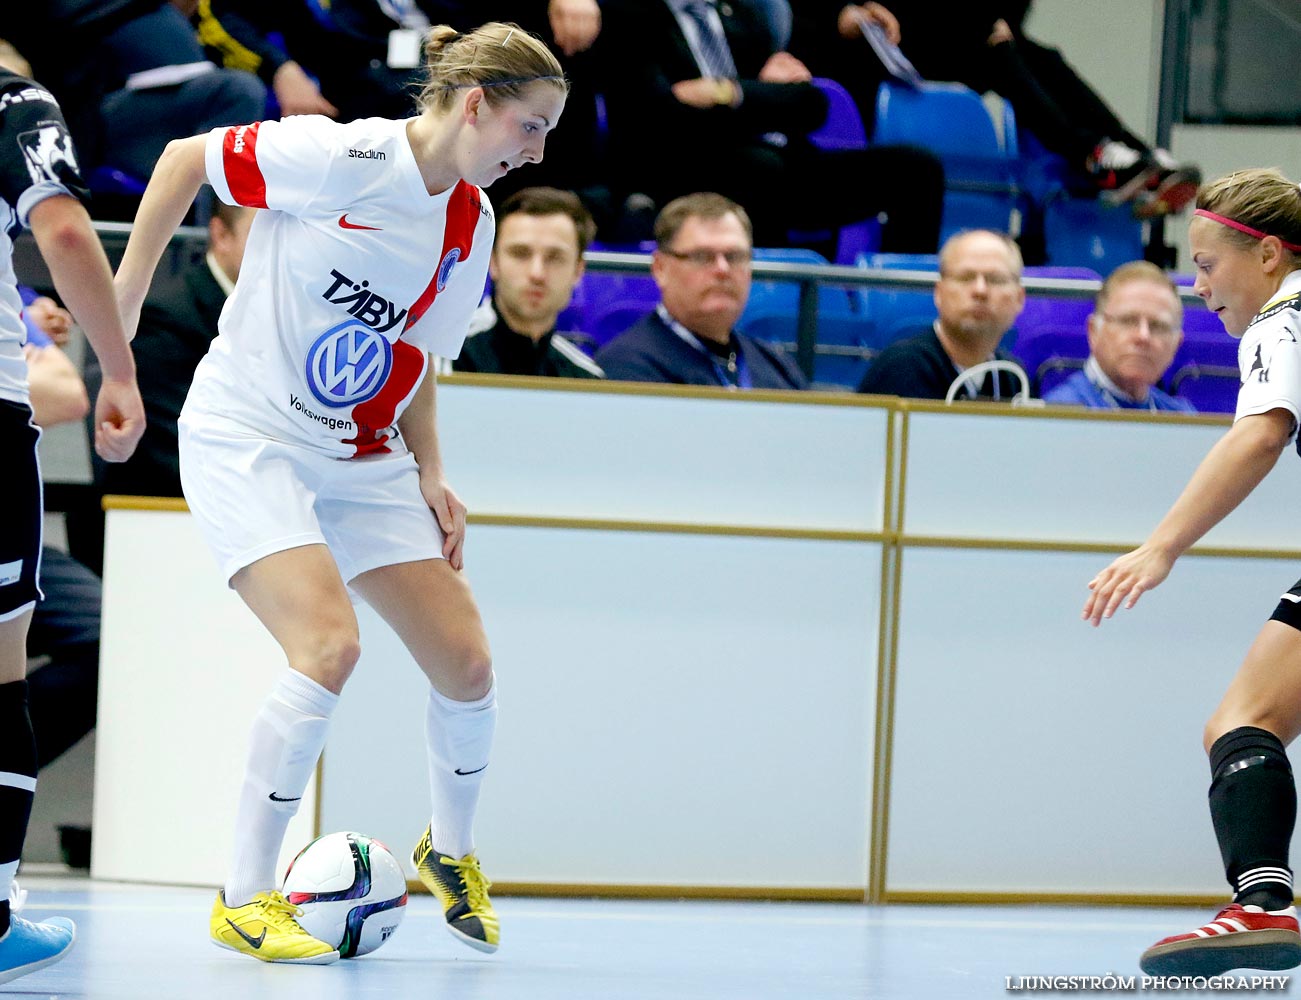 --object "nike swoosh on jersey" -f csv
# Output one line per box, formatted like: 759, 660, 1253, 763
338, 214, 382, 231
268, 792, 302, 802
454, 764, 489, 776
